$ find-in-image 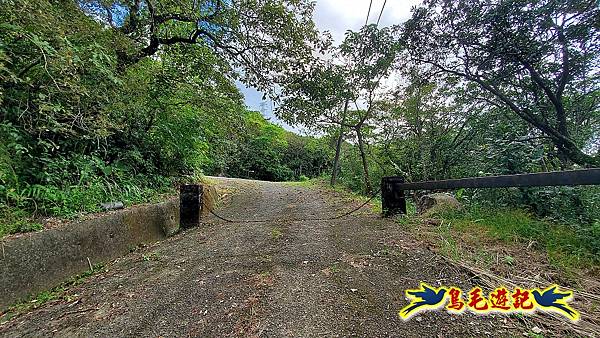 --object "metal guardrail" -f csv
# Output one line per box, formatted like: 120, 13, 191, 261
381, 169, 600, 215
